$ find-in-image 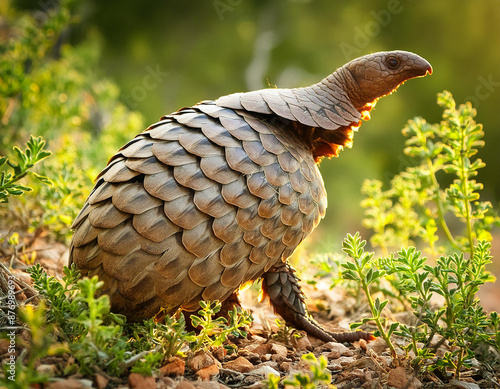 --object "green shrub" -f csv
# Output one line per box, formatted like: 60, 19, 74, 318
2, 264, 252, 386
0, 136, 51, 205
361, 91, 499, 256
332, 92, 499, 379
263, 353, 333, 389
0, 0, 143, 242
